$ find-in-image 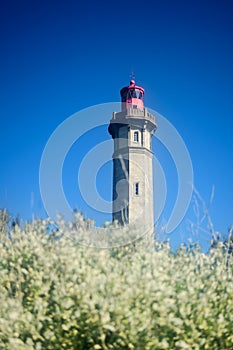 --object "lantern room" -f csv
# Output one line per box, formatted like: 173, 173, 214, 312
120, 80, 144, 111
